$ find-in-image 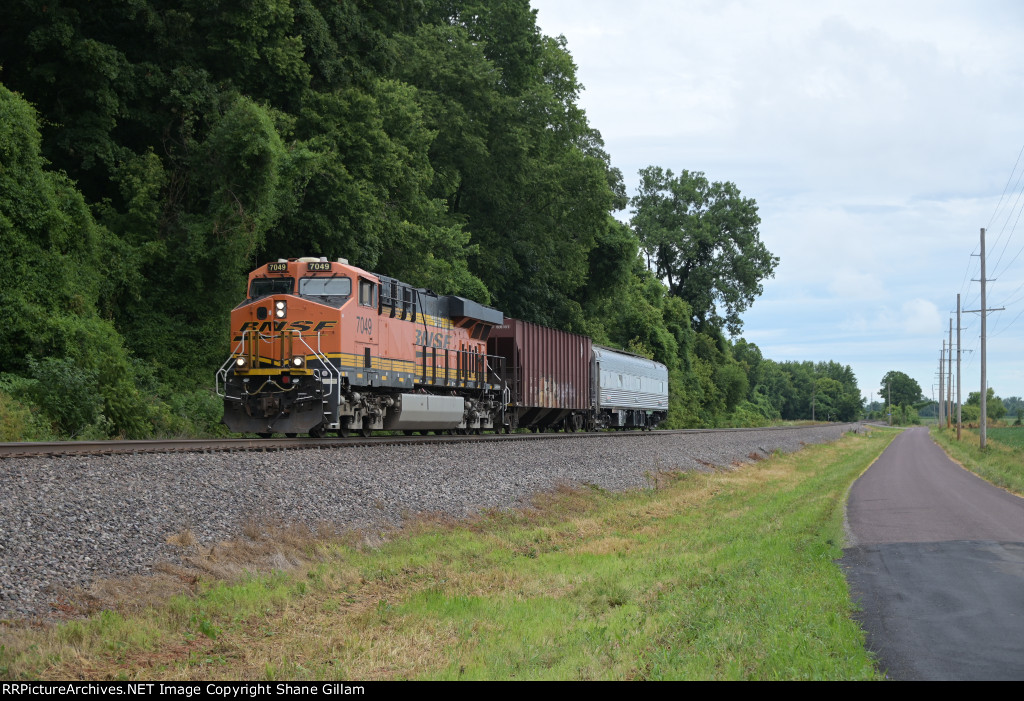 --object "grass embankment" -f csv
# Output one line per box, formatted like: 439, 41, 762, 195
1, 429, 897, 681
930, 426, 1024, 497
